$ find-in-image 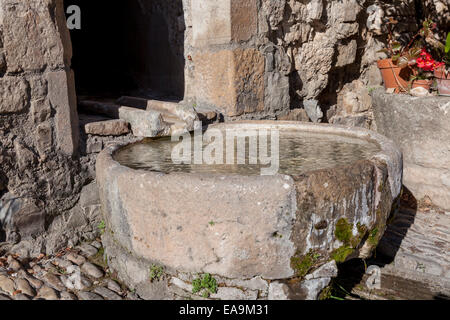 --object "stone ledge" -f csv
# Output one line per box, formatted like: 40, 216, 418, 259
372, 89, 450, 210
